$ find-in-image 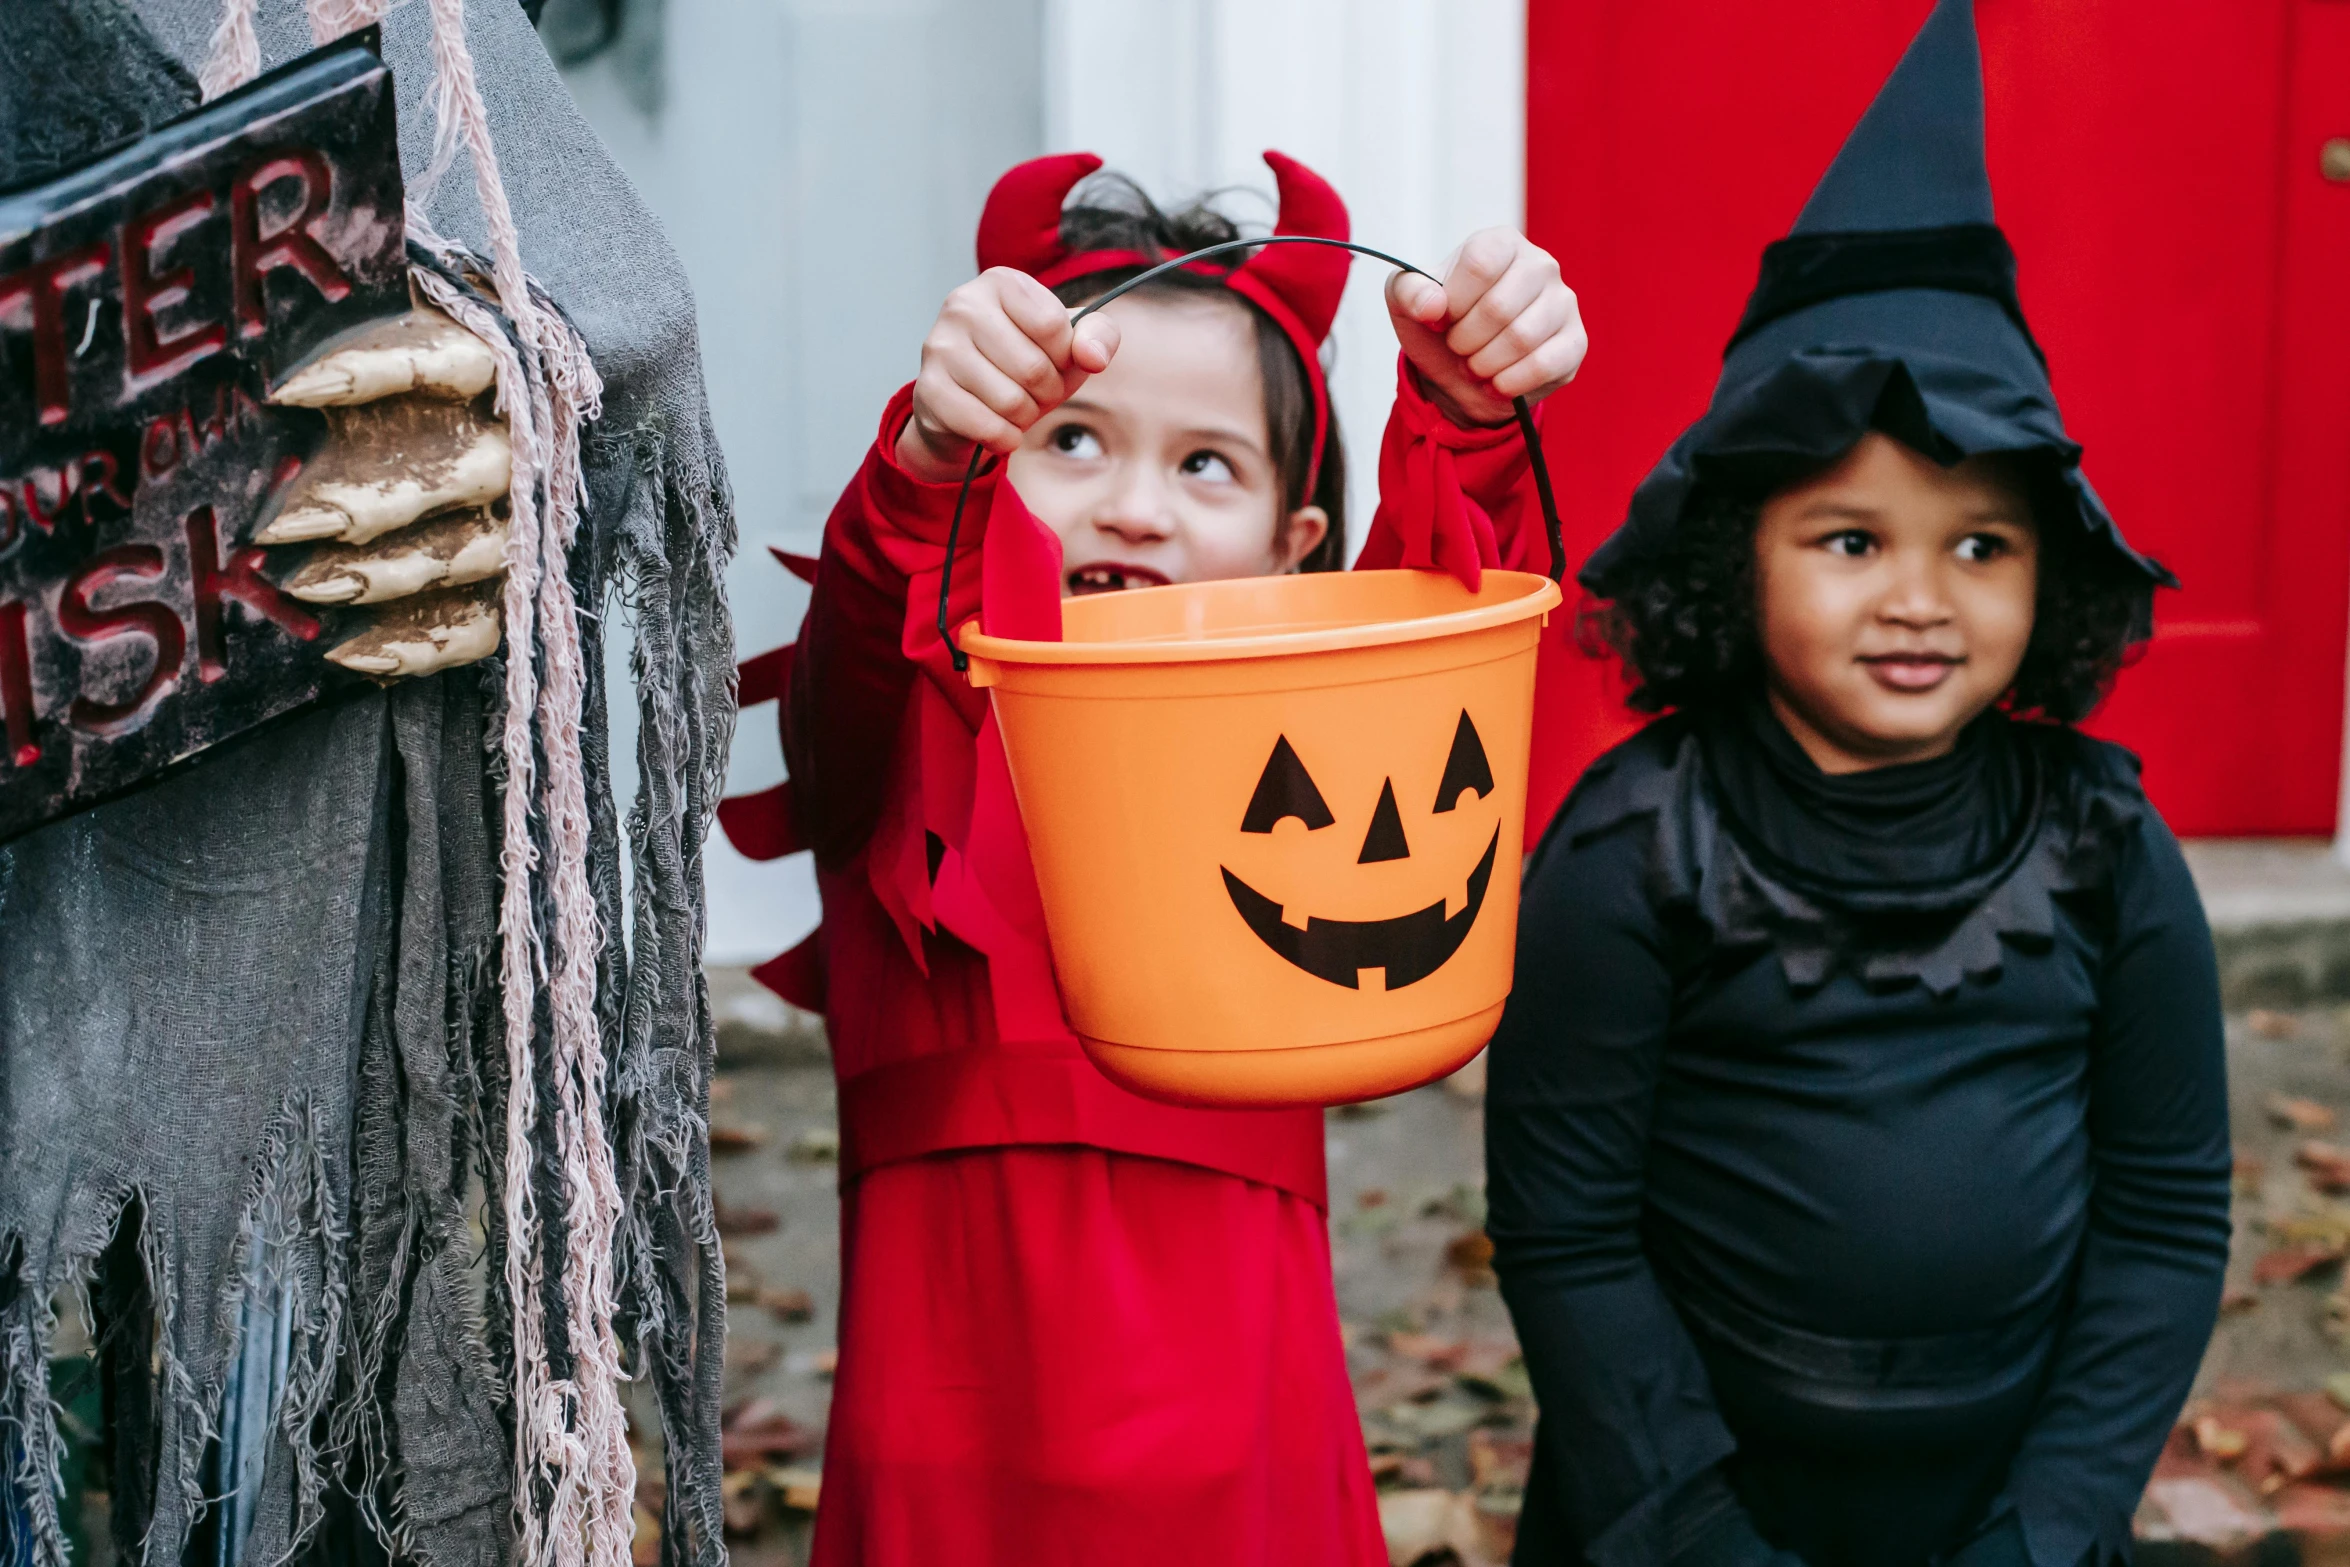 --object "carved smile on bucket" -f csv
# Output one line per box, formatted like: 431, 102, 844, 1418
1219, 714, 1499, 991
